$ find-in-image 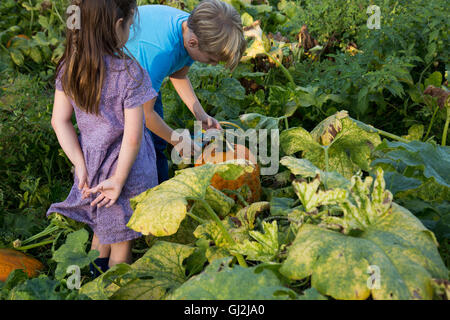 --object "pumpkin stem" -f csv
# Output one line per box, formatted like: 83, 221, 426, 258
442, 106, 449, 146
186, 208, 207, 224
14, 239, 54, 251
222, 188, 249, 207
219, 121, 243, 131
19, 225, 60, 246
